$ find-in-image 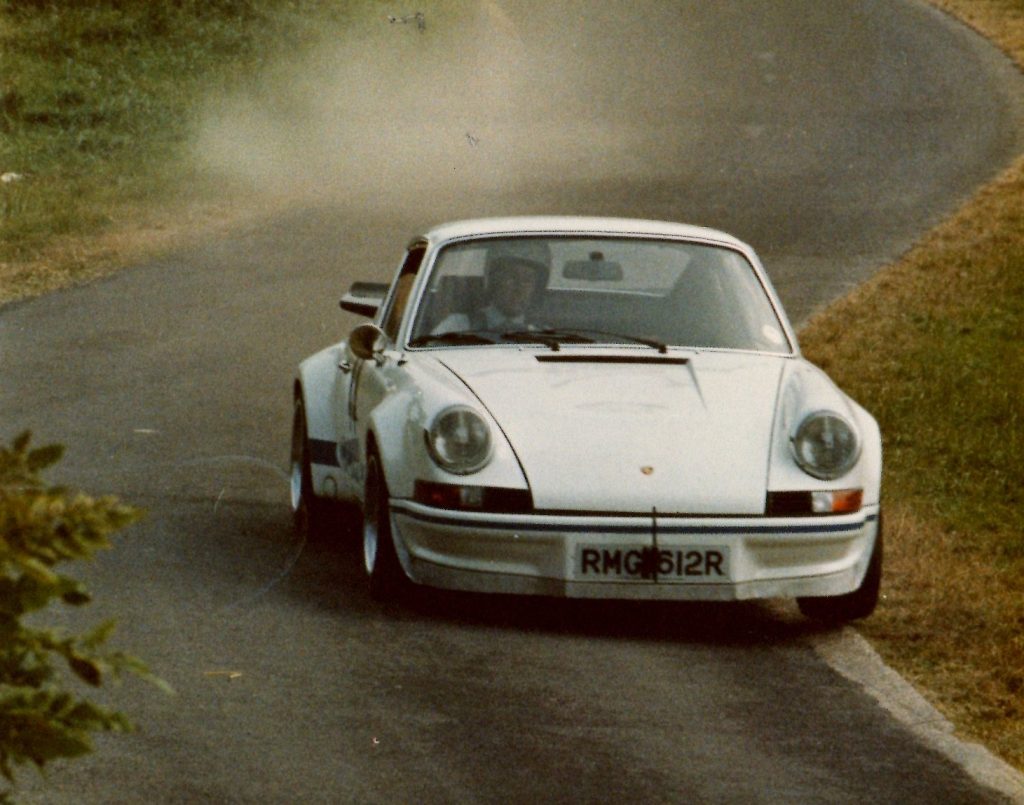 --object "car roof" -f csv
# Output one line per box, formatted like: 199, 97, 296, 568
421, 217, 750, 250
